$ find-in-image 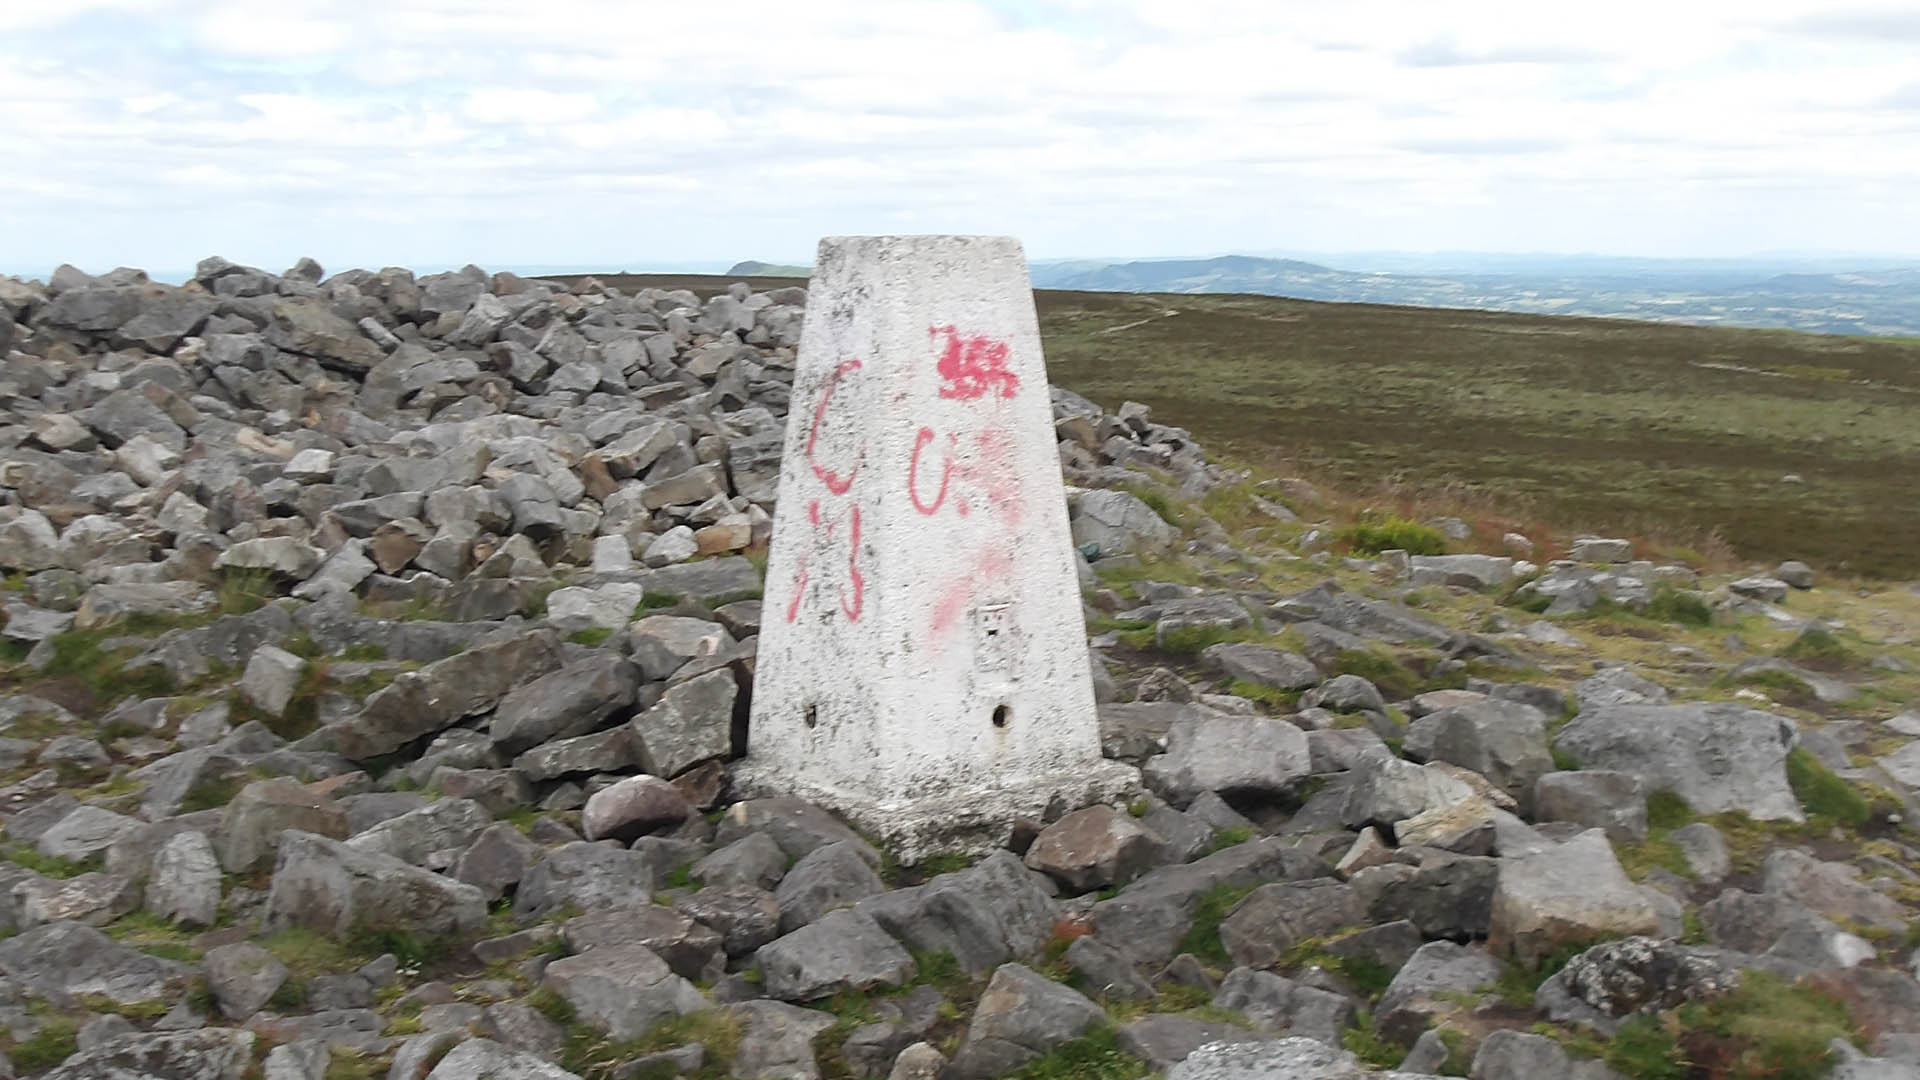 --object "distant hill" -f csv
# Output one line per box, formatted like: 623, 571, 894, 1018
715, 252, 1920, 336
1027, 254, 1920, 337
725, 260, 810, 277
